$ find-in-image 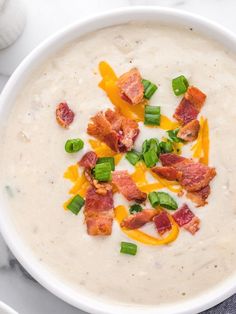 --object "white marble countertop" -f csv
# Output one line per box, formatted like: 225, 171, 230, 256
0, 0, 236, 313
